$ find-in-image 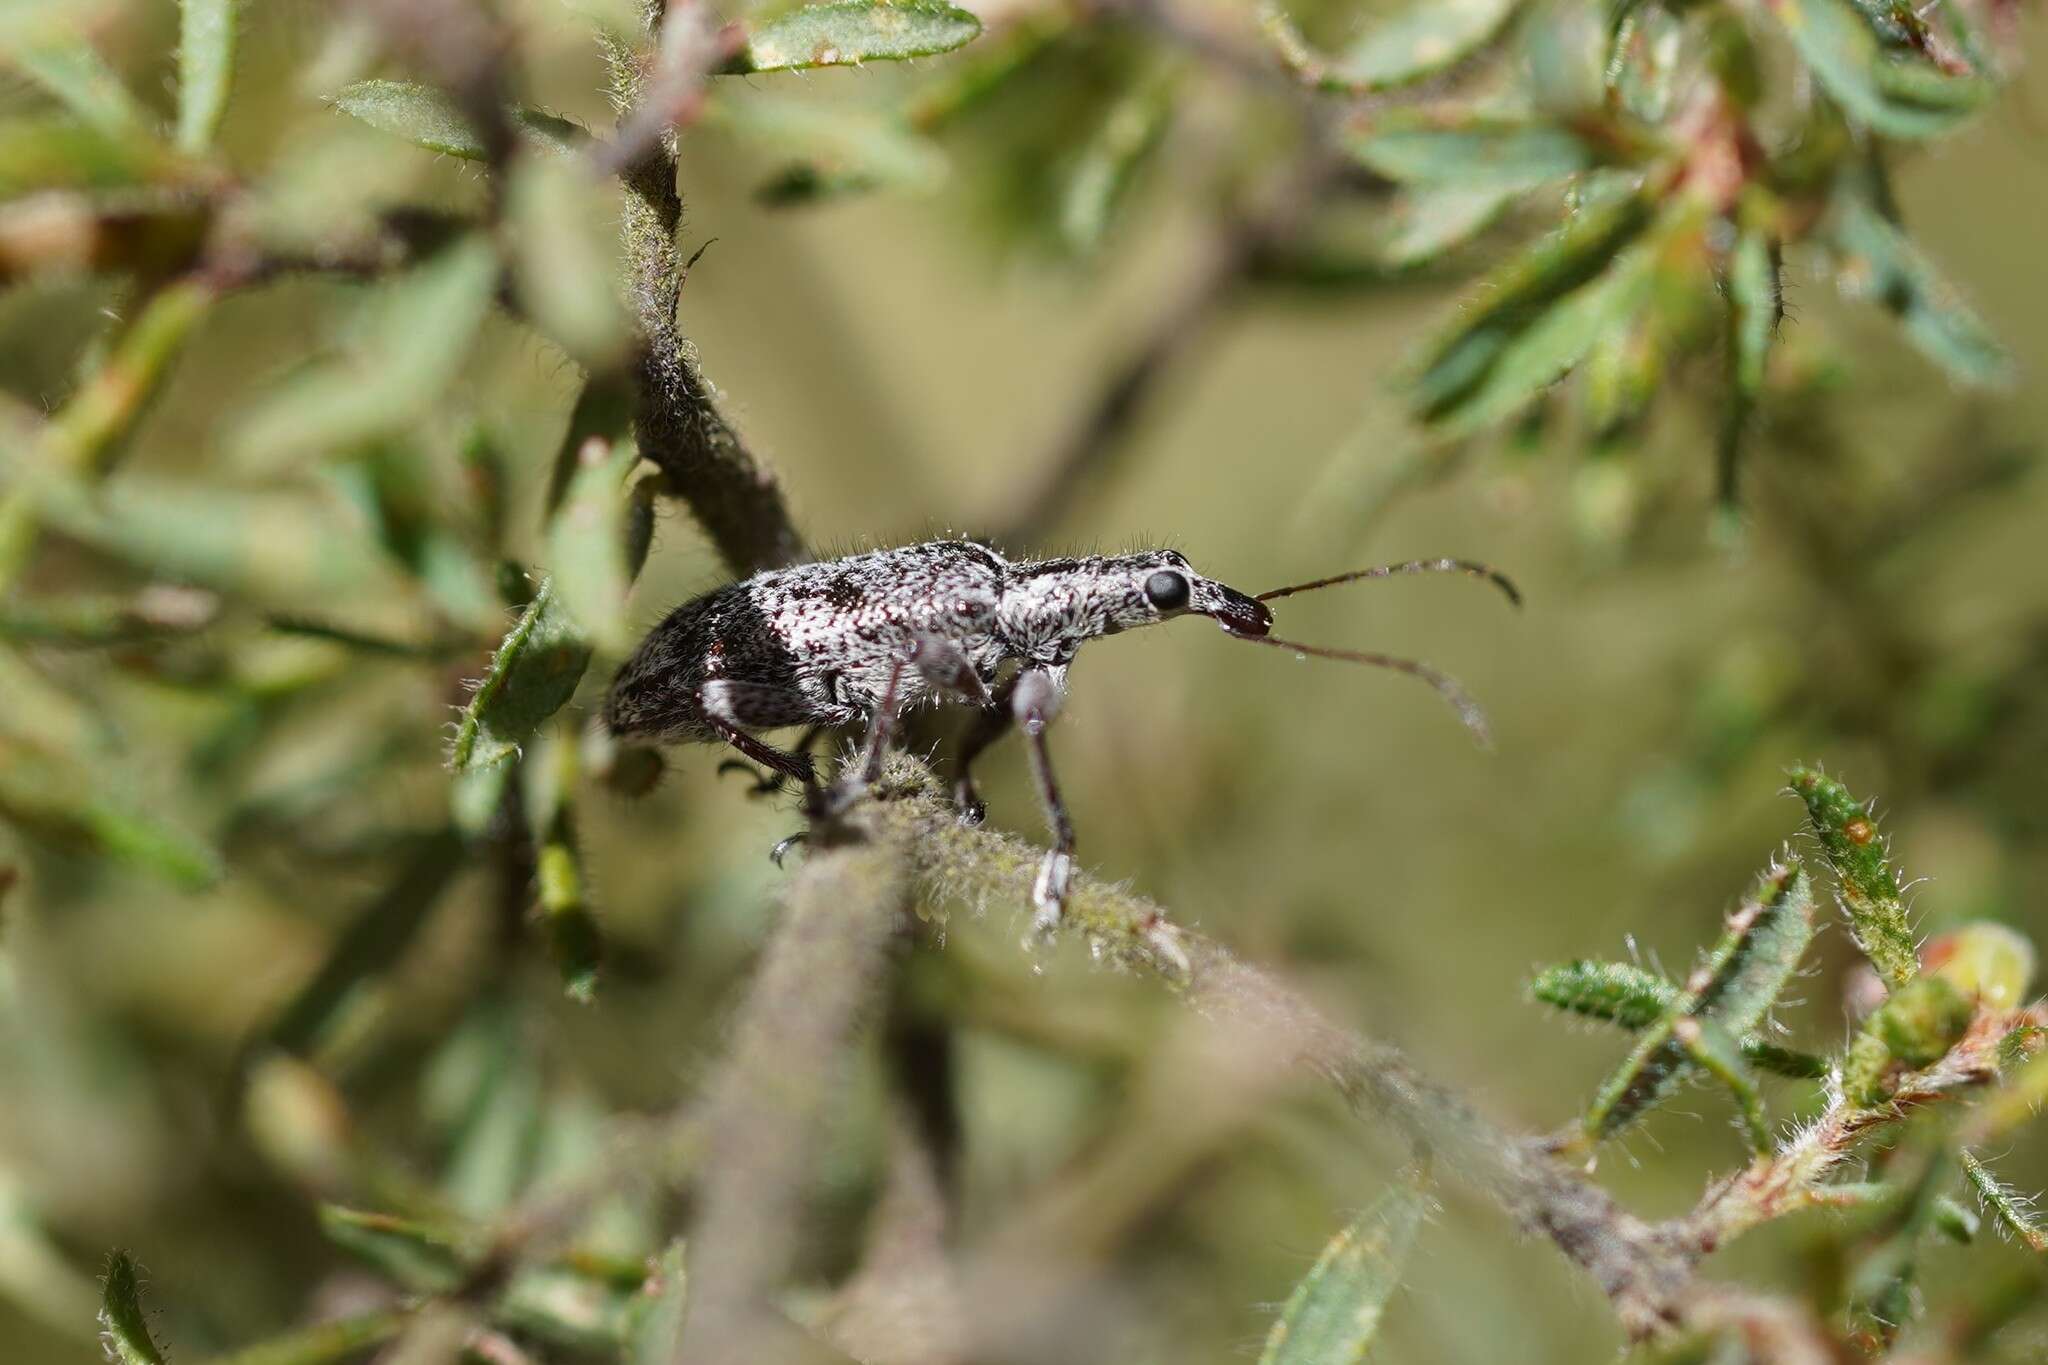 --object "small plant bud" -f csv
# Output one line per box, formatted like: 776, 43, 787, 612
1924, 922, 2037, 1011
1845, 976, 1975, 1107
